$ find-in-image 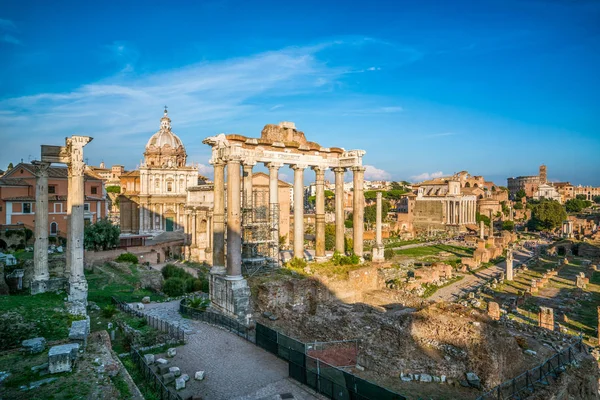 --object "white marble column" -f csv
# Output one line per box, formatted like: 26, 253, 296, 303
372, 191, 385, 262
32, 161, 51, 292
212, 161, 226, 272
67, 135, 92, 316
226, 156, 242, 279
292, 165, 306, 259
313, 166, 326, 260
242, 162, 255, 209
352, 166, 365, 258
192, 212, 197, 247
267, 162, 281, 246
333, 167, 345, 253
